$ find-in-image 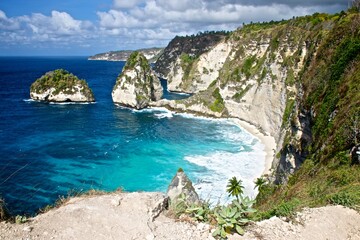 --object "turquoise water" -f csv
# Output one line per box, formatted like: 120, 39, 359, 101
0, 57, 265, 215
